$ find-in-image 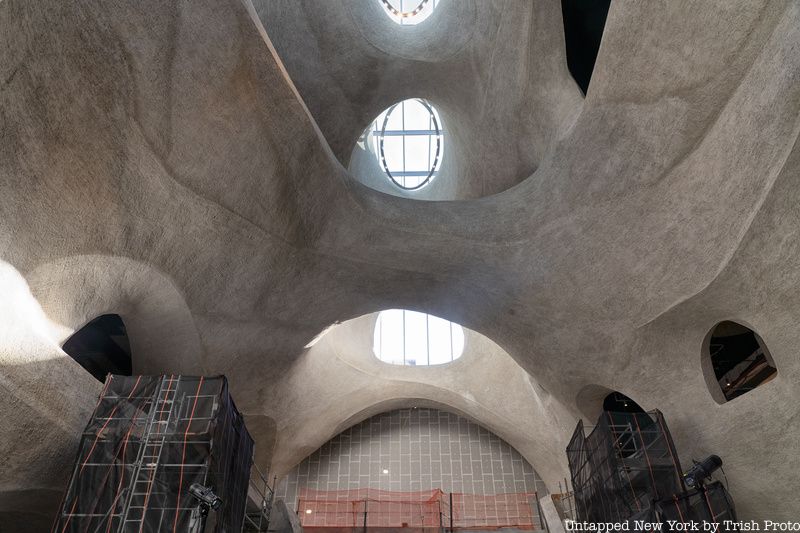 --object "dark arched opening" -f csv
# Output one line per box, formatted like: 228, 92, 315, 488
62, 314, 132, 382
602, 391, 645, 414
561, 0, 611, 95
706, 321, 777, 402
602, 391, 648, 458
